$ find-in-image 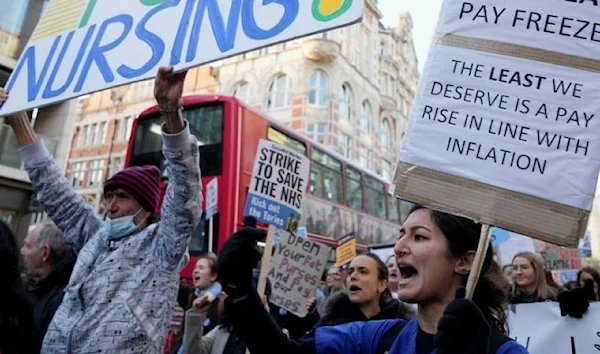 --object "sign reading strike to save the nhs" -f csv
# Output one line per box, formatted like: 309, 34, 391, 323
244, 140, 310, 230
0, 0, 363, 115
